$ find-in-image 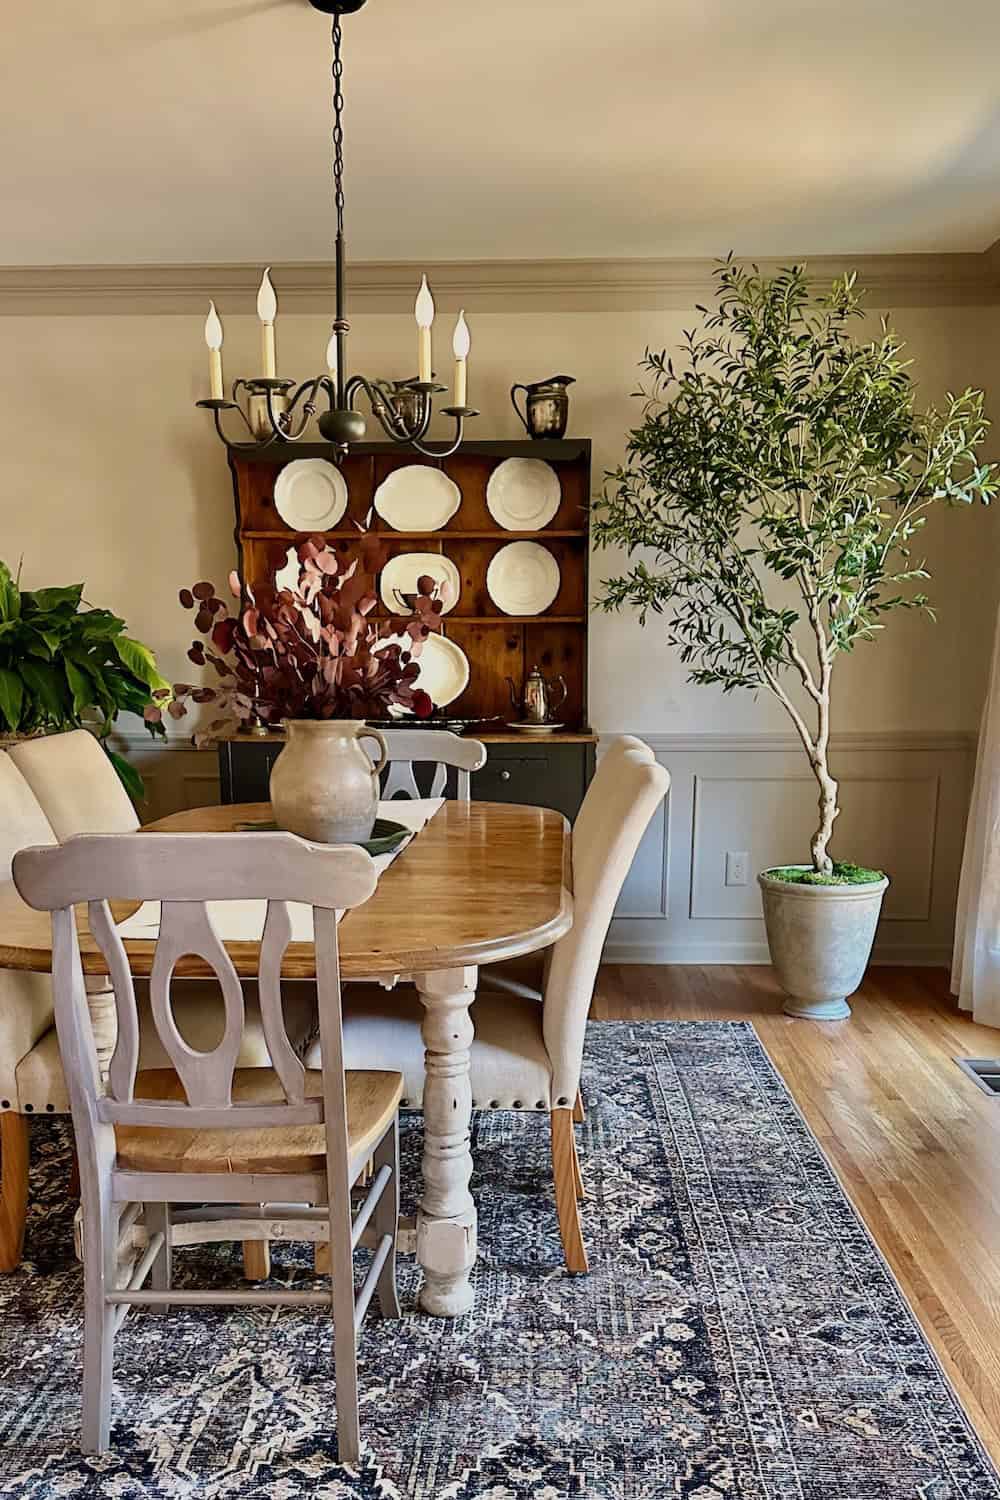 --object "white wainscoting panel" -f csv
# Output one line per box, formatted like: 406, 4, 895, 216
602, 732, 973, 966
